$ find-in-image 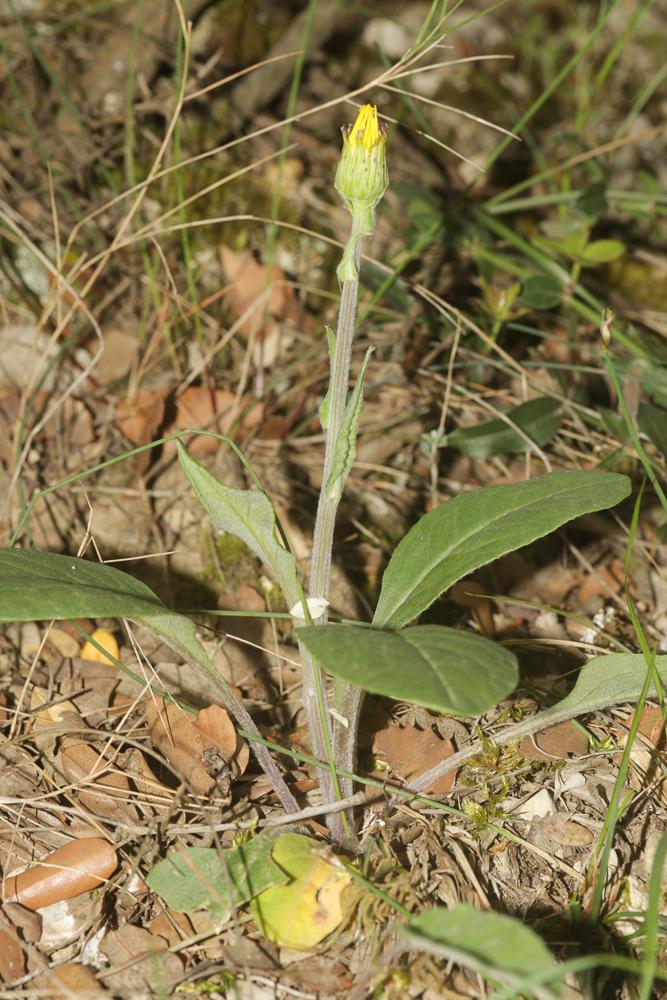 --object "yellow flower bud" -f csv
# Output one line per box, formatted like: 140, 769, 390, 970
335, 104, 388, 214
